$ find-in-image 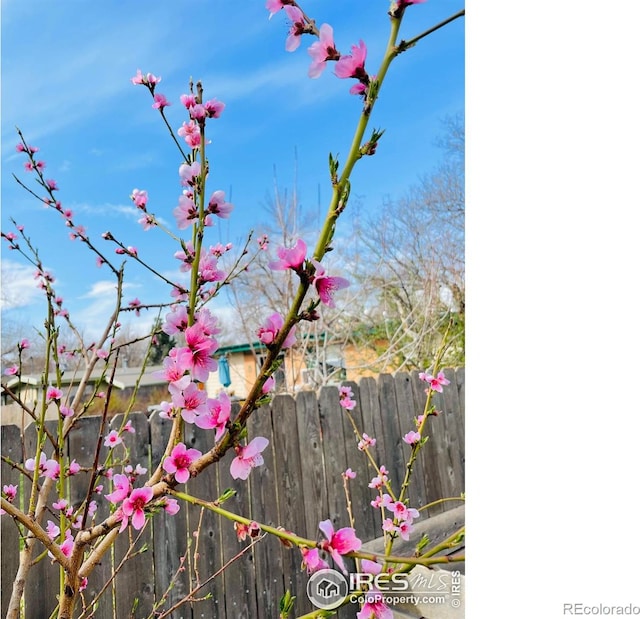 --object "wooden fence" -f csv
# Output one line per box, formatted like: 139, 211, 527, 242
0, 369, 464, 619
